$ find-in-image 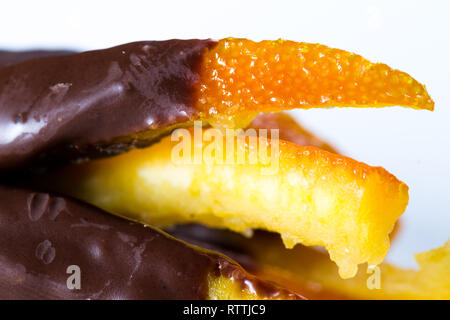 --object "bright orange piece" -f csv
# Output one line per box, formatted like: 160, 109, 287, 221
197, 39, 434, 127
43, 131, 408, 278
